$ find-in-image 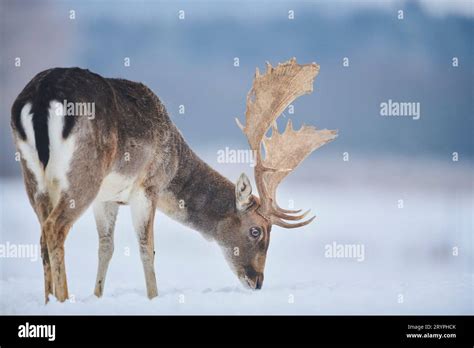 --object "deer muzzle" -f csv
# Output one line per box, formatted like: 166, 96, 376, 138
242, 271, 264, 290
